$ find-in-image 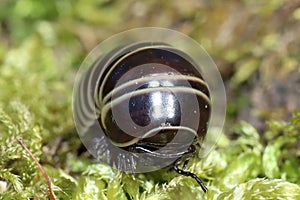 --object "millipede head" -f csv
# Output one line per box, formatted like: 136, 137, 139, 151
73, 28, 226, 179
